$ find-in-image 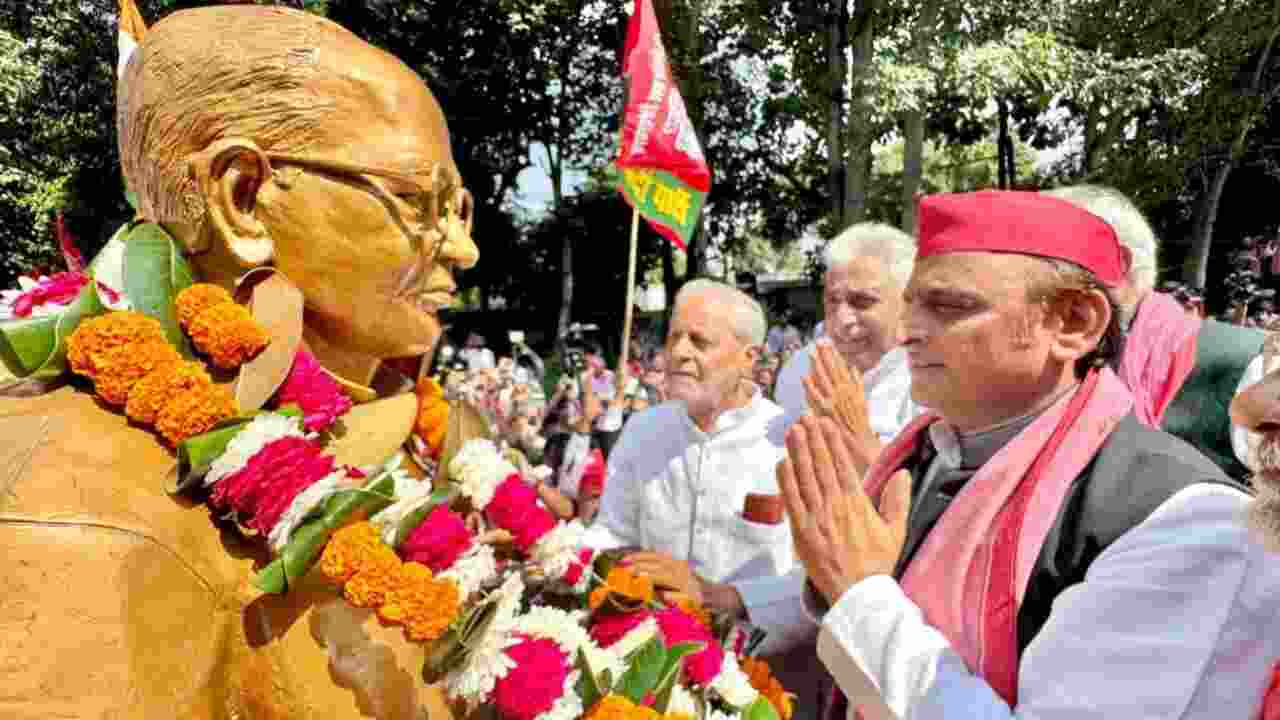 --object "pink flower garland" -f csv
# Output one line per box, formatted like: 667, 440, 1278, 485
655, 606, 724, 686
274, 350, 354, 432
210, 435, 336, 534
484, 475, 557, 552
10, 272, 89, 317
399, 504, 474, 572
492, 635, 573, 720
589, 609, 654, 649
562, 548, 595, 589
